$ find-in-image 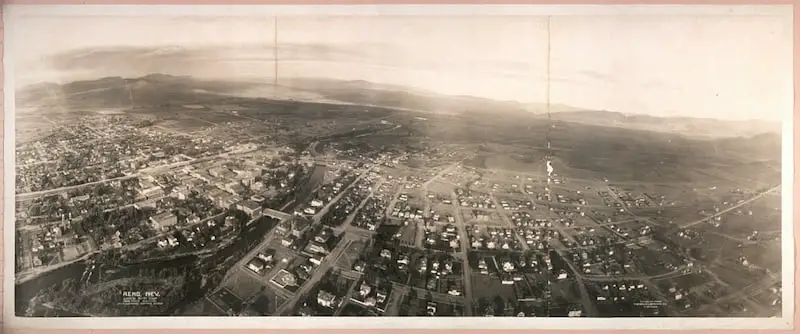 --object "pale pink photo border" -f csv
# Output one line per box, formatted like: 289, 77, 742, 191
0, 0, 796, 333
